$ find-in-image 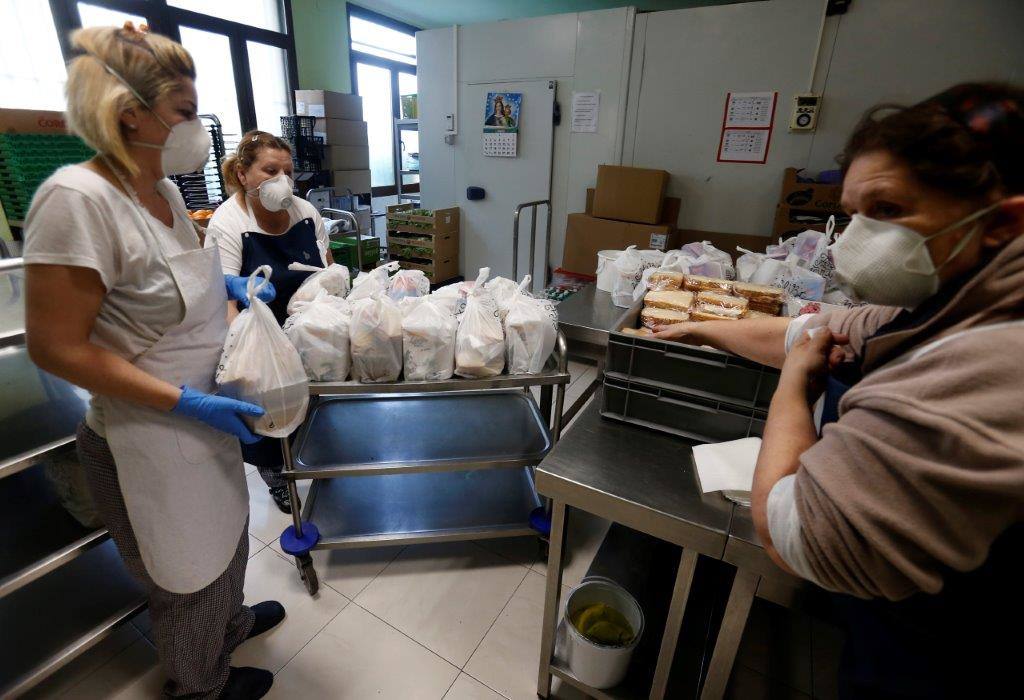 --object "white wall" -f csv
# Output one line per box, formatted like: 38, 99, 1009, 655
417, 8, 634, 276
626, 0, 1024, 237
